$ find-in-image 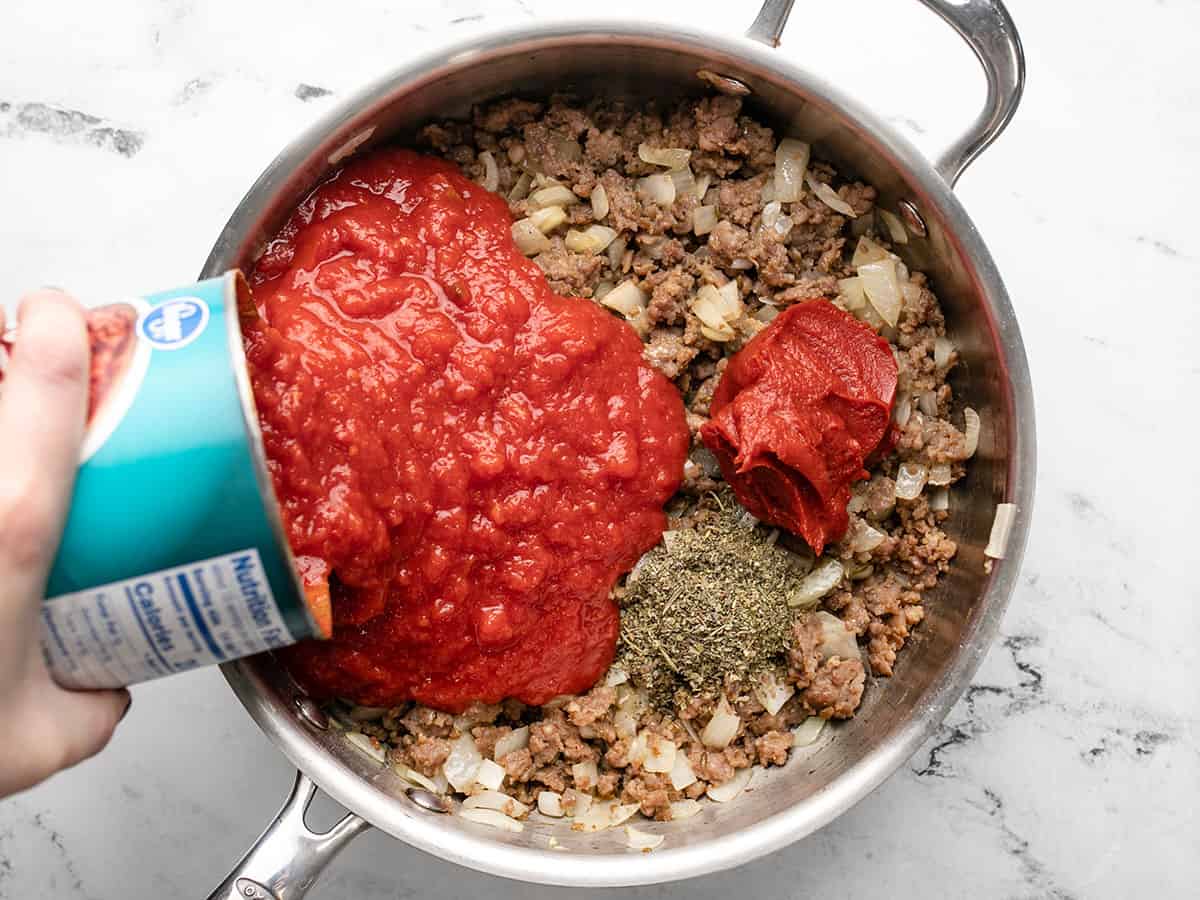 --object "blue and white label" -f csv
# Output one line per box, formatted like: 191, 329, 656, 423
41, 549, 293, 689
137, 297, 210, 350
